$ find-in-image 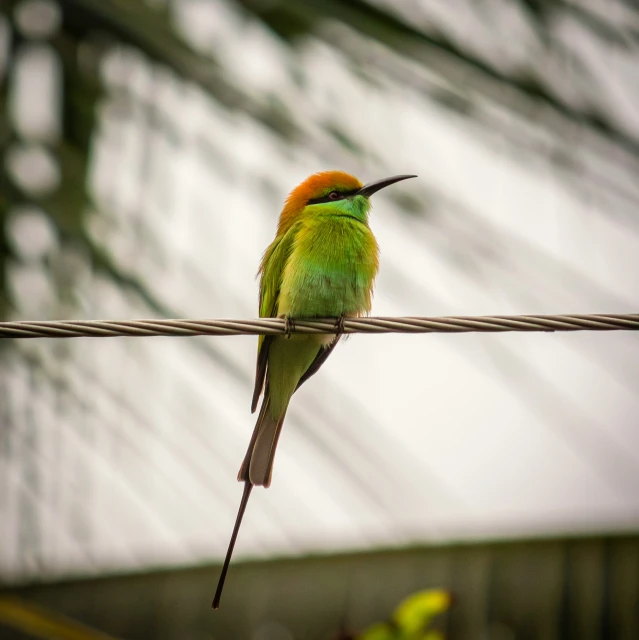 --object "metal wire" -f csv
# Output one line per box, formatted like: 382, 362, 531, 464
0, 313, 638, 339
